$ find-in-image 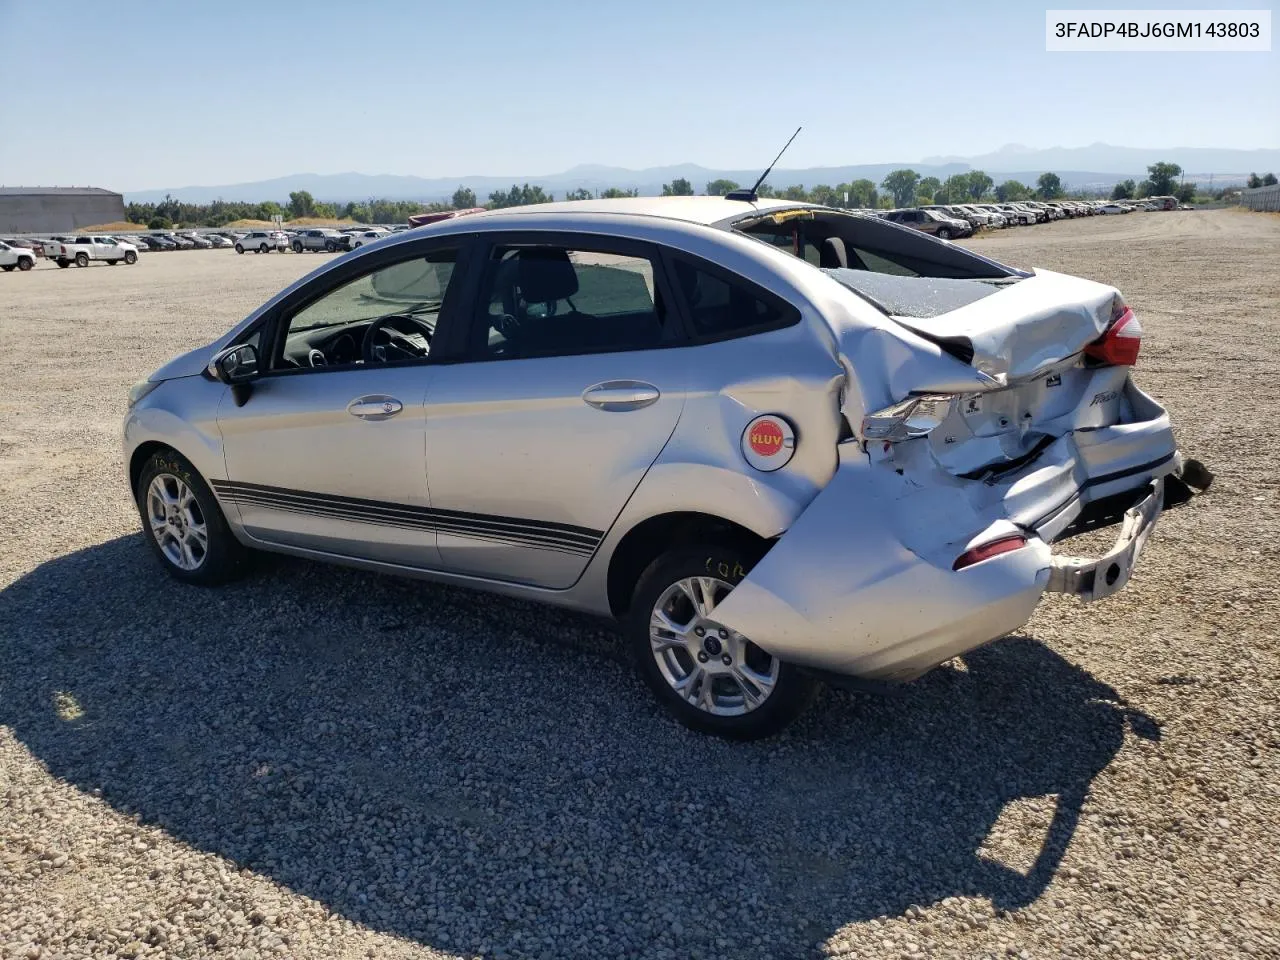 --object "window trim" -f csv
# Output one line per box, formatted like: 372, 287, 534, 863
460, 231, 688, 363
244, 236, 478, 379
657, 248, 803, 346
